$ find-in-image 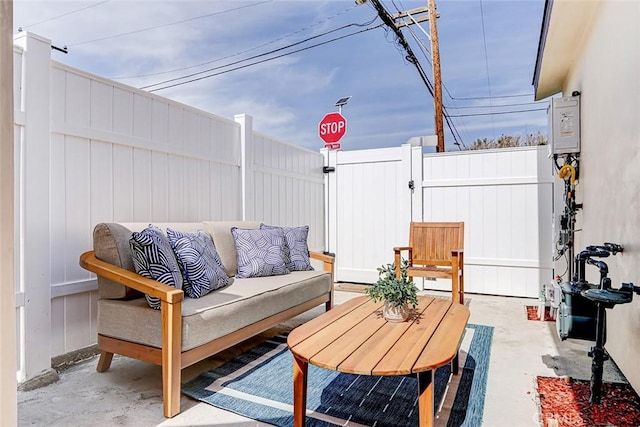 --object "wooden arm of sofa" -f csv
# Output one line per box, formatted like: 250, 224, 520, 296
309, 251, 335, 311
309, 250, 334, 270
81, 250, 184, 417
79, 251, 184, 304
